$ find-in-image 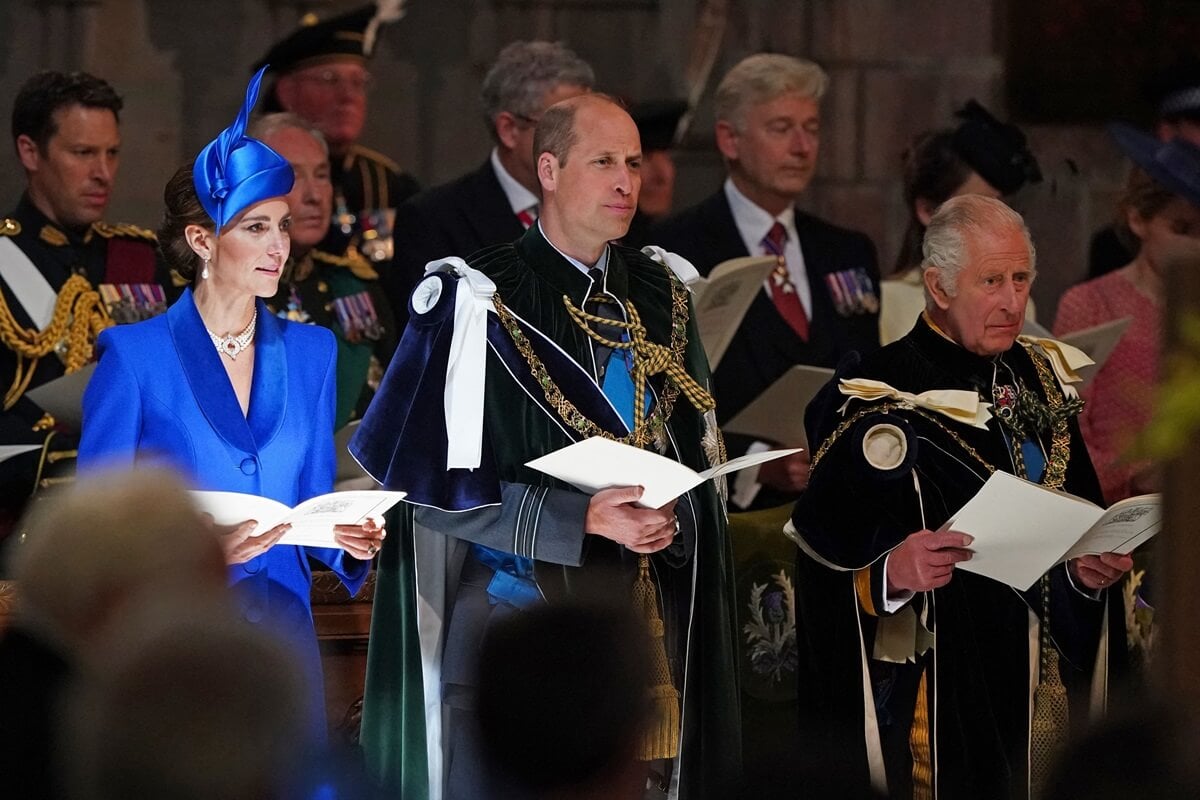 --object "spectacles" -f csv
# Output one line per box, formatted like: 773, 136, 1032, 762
512, 112, 541, 127
296, 70, 373, 95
